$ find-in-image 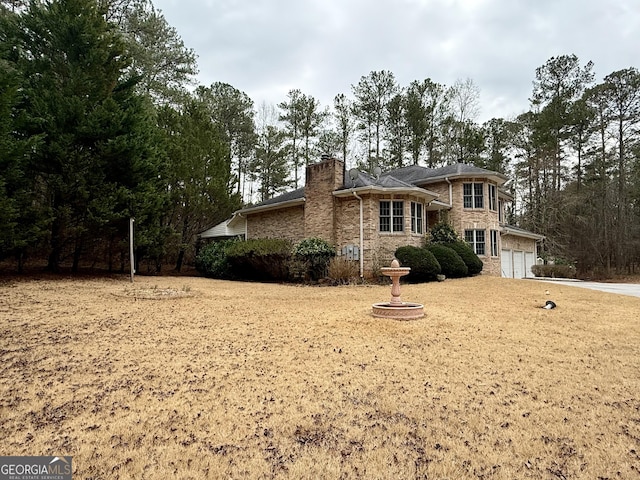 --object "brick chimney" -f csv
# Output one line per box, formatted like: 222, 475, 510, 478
304, 156, 345, 242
